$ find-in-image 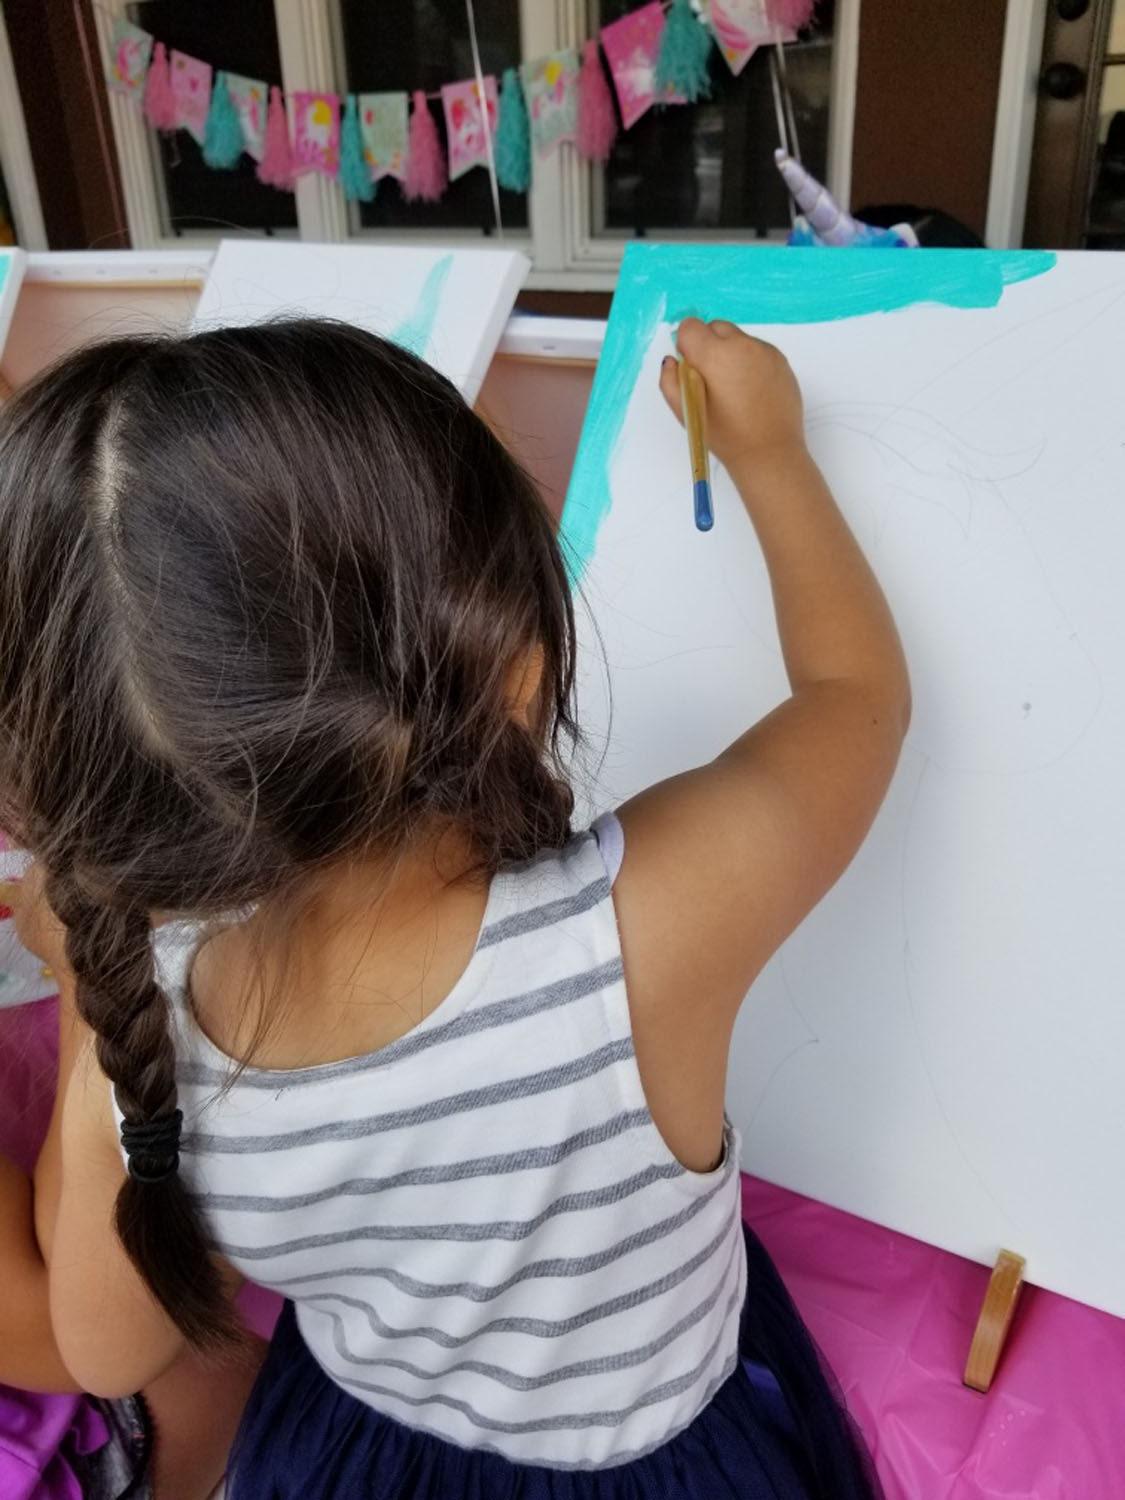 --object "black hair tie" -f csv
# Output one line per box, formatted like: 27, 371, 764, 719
120, 1109, 183, 1185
